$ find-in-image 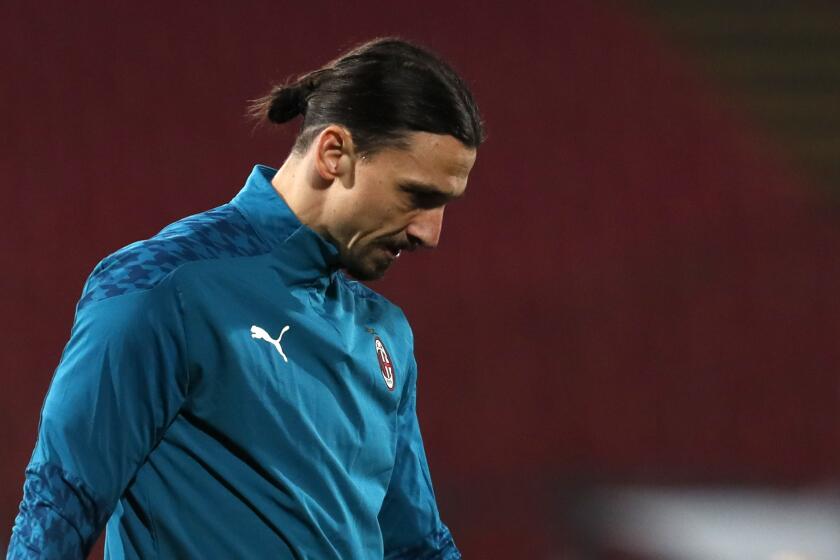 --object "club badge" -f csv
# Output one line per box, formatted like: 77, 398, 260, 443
373, 336, 396, 391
